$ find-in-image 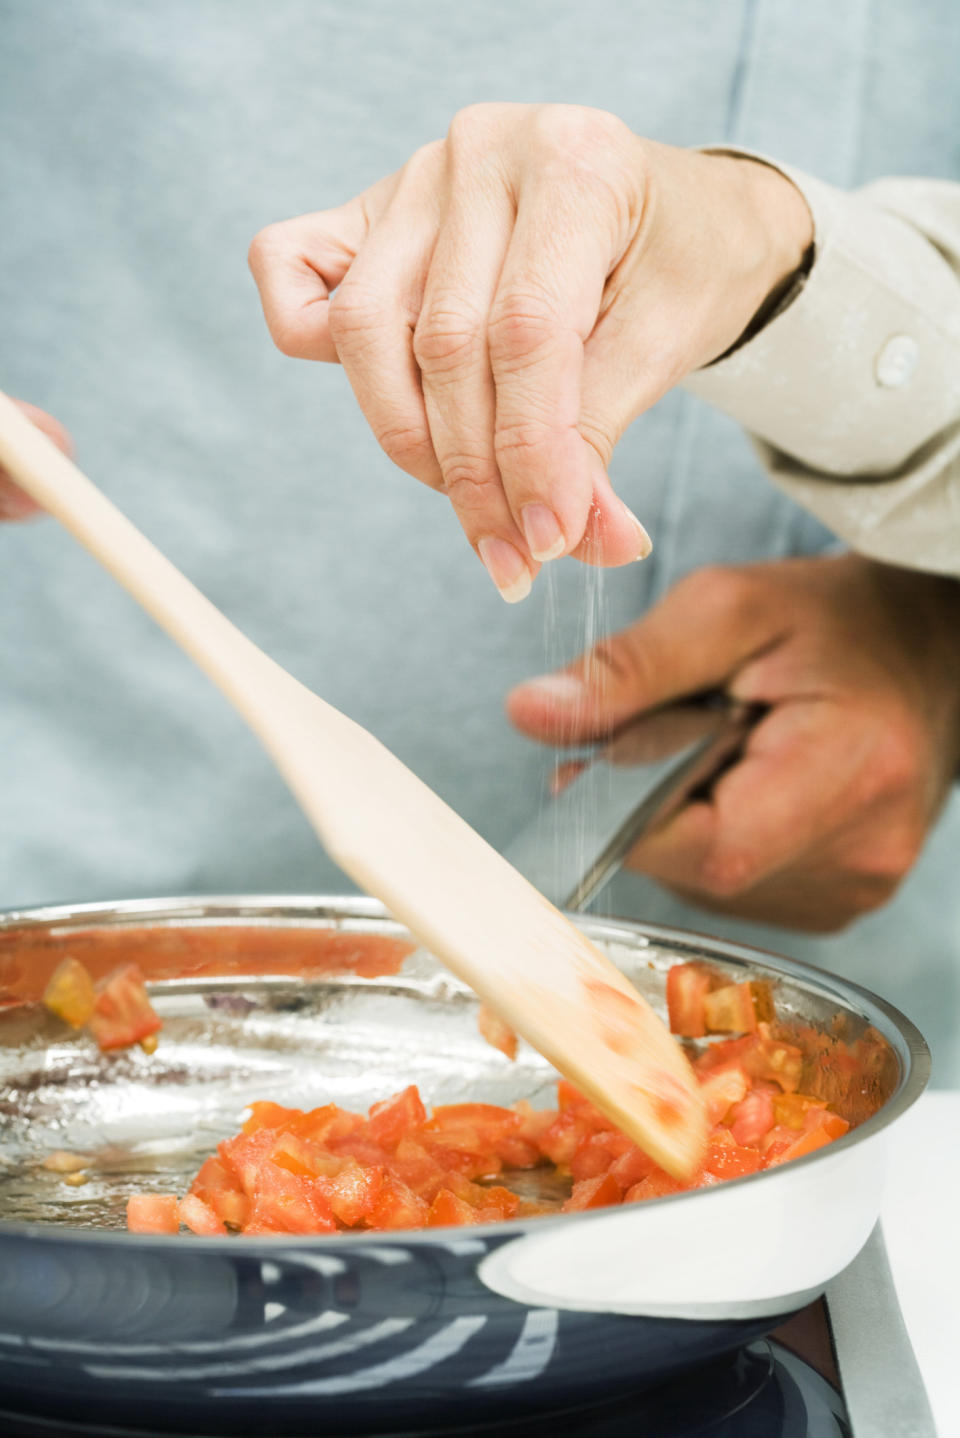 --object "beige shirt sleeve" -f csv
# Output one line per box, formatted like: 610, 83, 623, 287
682, 154, 960, 578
